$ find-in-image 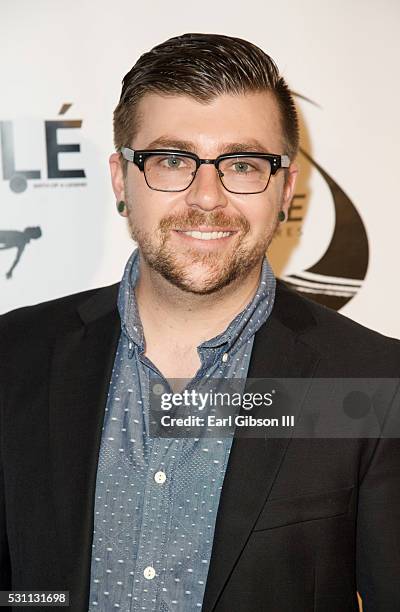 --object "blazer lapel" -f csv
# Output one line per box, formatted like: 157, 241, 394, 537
48, 284, 120, 610
202, 283, 322, 612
